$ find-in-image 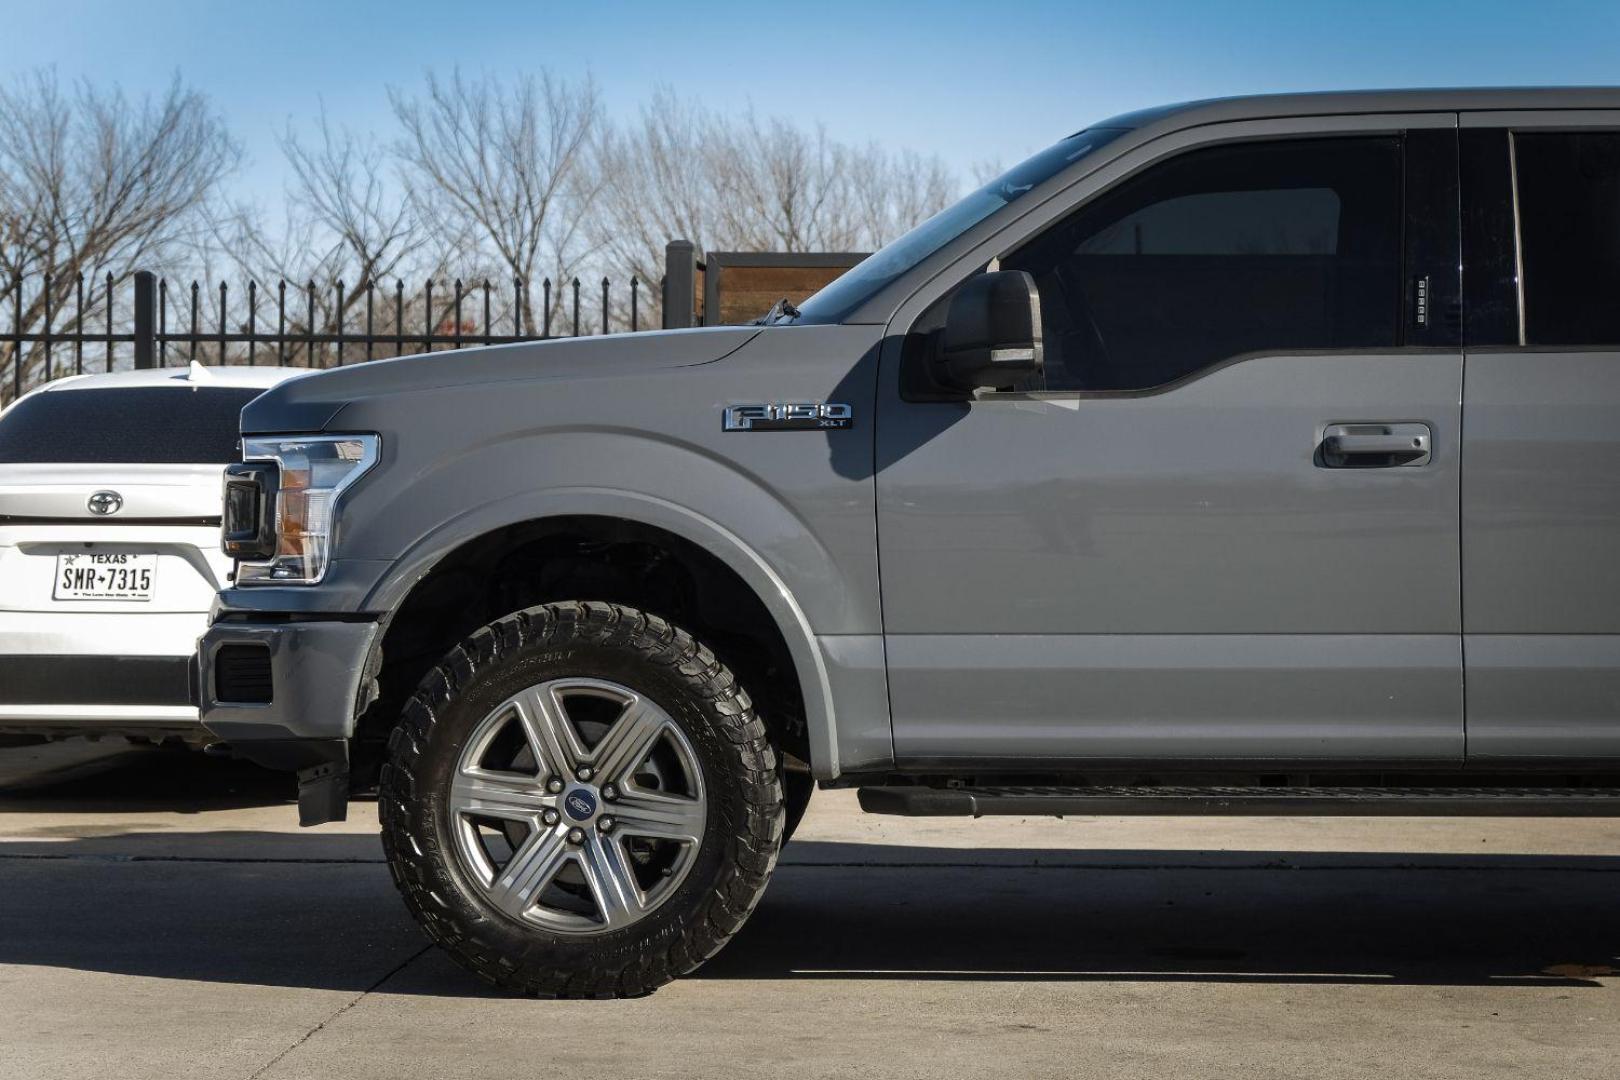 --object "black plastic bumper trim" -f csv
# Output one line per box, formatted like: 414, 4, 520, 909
0, 655, 194, 706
